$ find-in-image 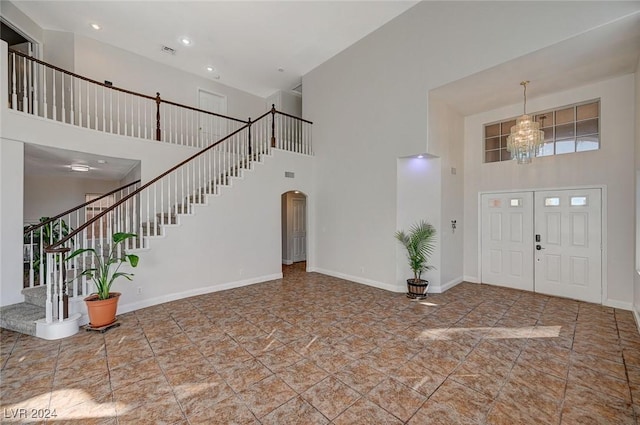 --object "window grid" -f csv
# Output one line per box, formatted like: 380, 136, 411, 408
484, 99, 600, 163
